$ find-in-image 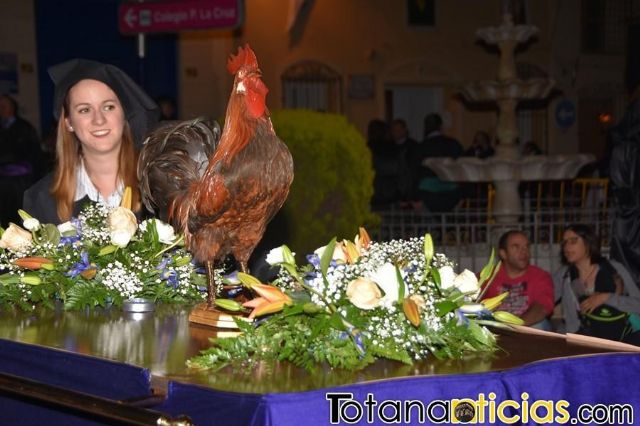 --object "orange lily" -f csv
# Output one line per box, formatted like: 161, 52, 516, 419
242, 283, 292, 319
80, 267, 97, 280
14, 257, 53, 270
342, 240, 360, 264
355, 227, 371, 252
402, 297, 421, 327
